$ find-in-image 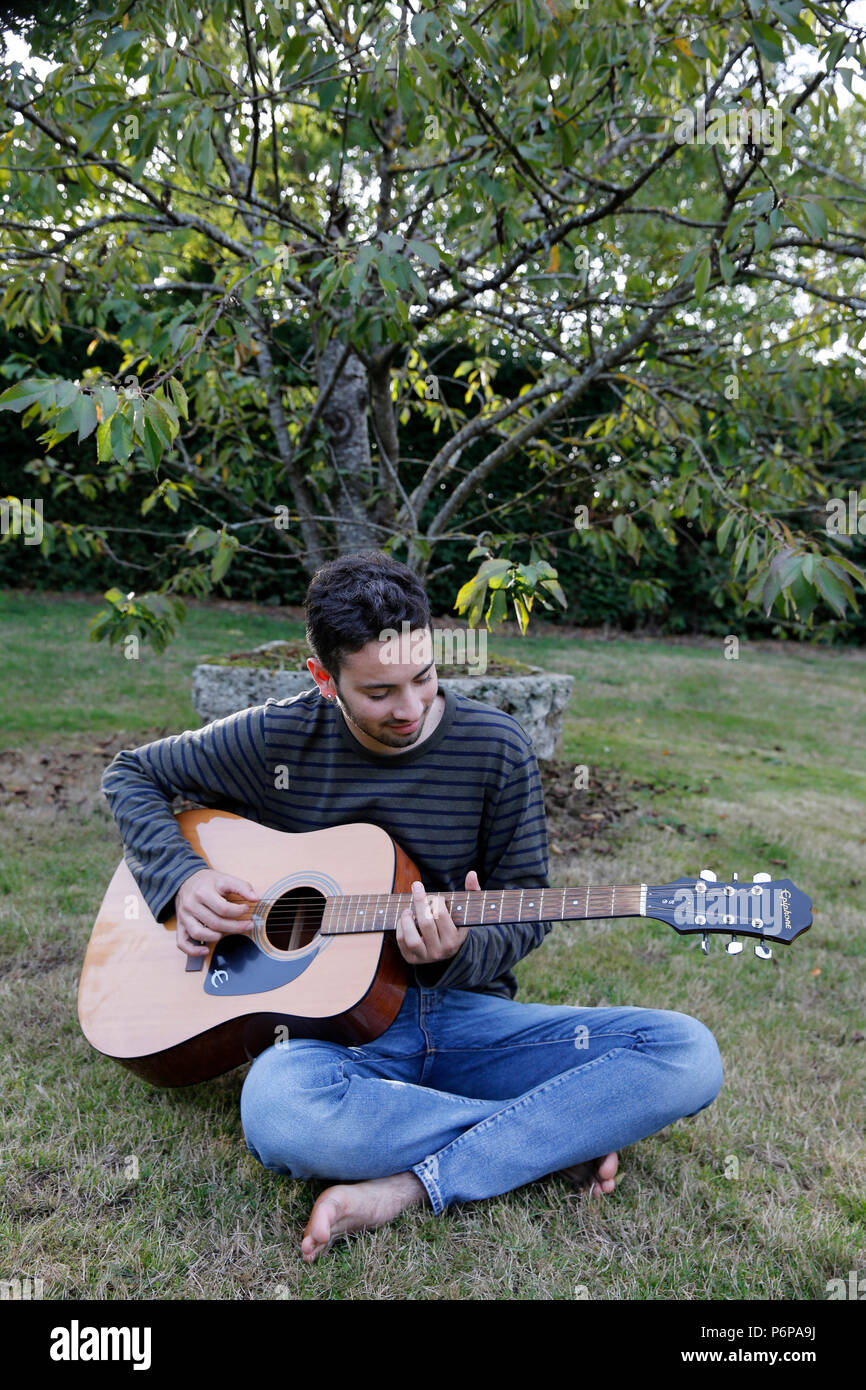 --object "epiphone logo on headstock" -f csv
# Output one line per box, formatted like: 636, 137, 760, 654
778, 888, 791, 931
